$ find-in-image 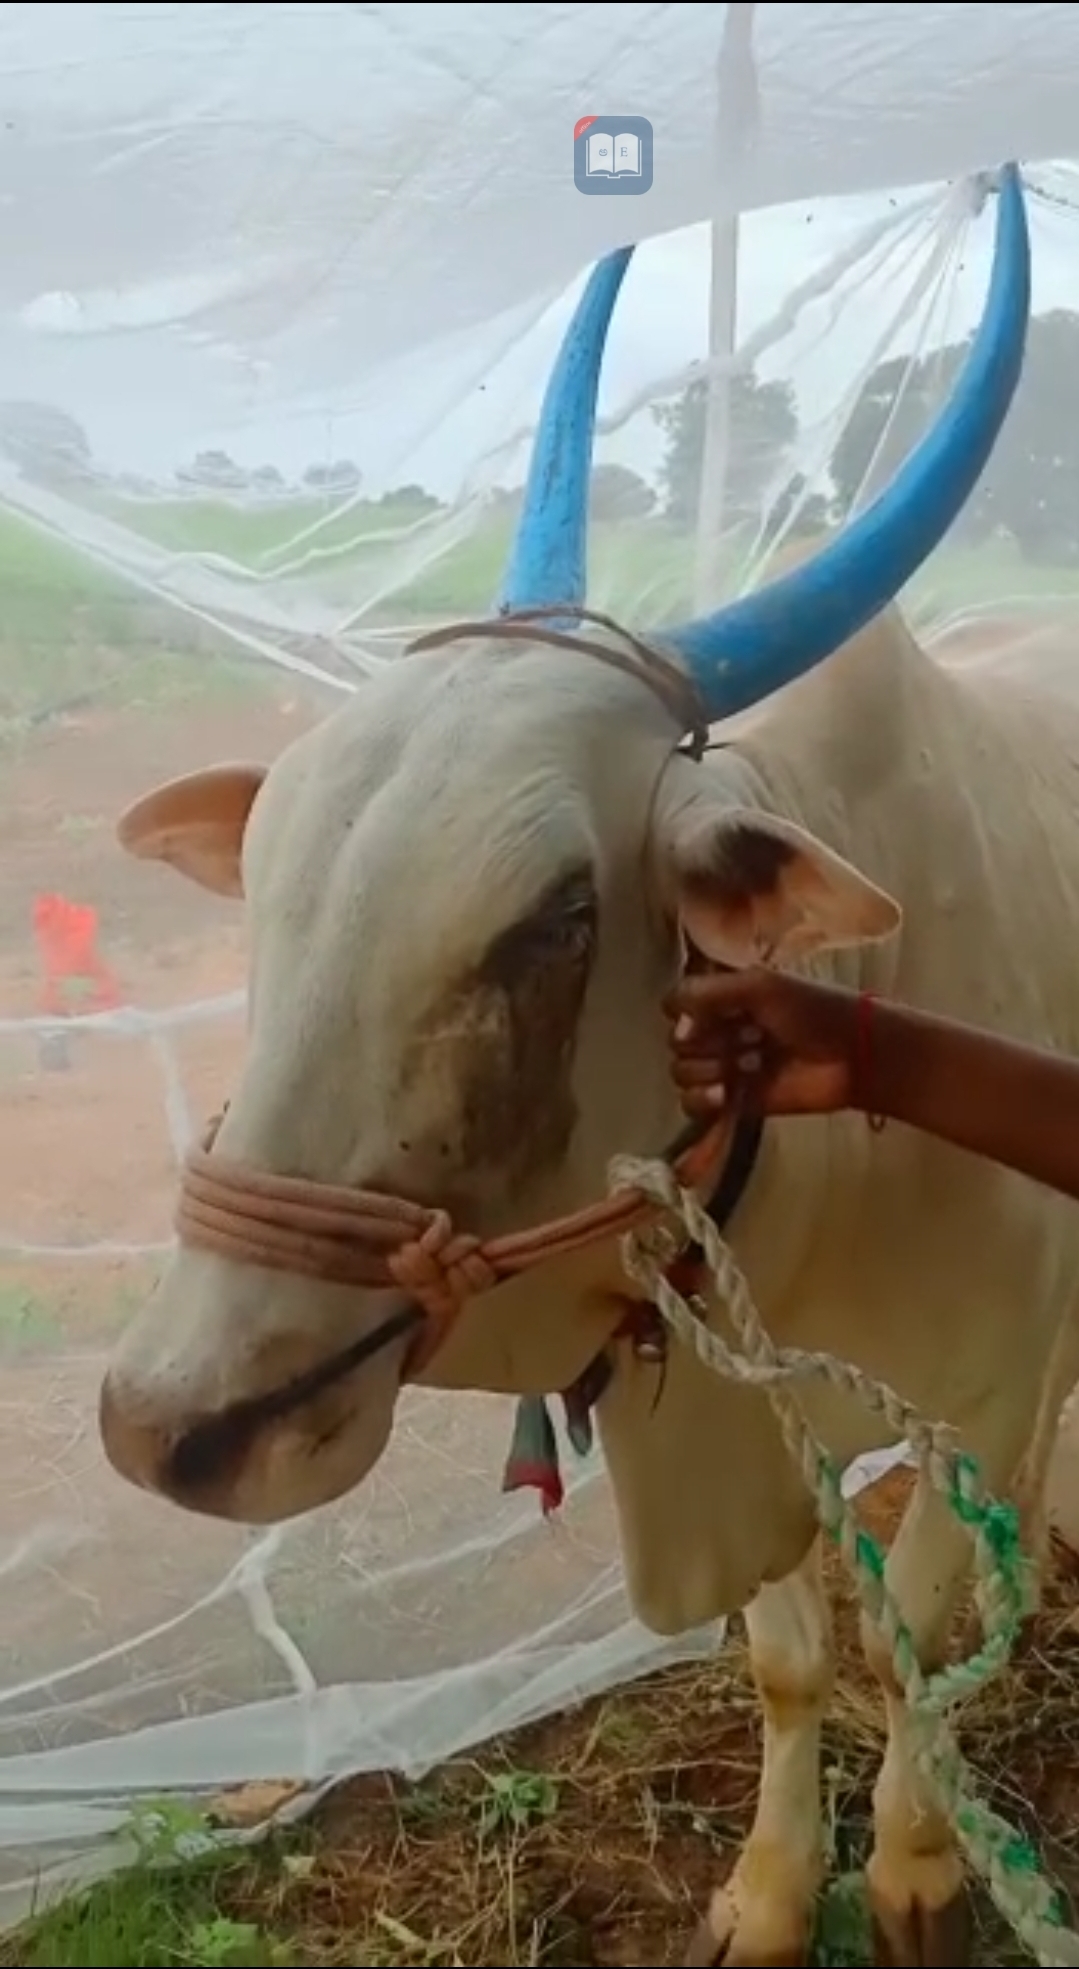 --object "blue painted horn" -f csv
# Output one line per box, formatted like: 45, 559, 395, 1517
497, 246, 633, 616
498, 165, 1030, 723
